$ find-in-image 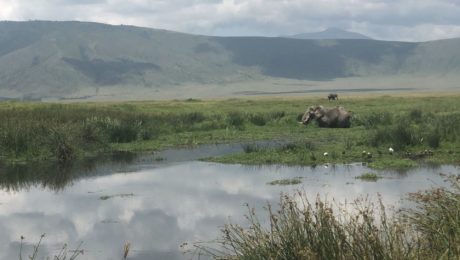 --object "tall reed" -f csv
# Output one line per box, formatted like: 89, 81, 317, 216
192, 176, 460, 259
